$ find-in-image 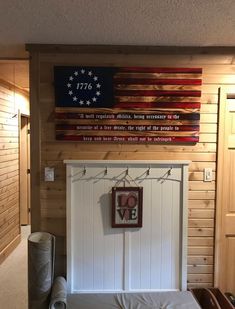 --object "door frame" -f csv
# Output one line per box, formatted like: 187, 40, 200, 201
19, 114, 30, 225
214, 87, 235, 290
